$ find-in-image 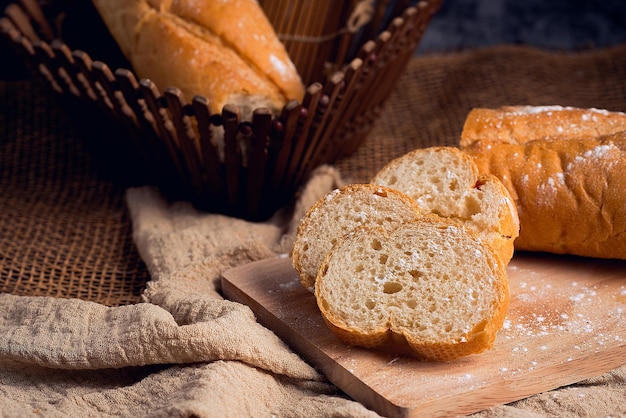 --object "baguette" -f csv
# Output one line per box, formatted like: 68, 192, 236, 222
371, 146, 519, 265
462, 131, 626, 259
291, 184, 422, 292
315, 215, 510, 361
92, 0, 305, 115
460, 105, 626, 147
